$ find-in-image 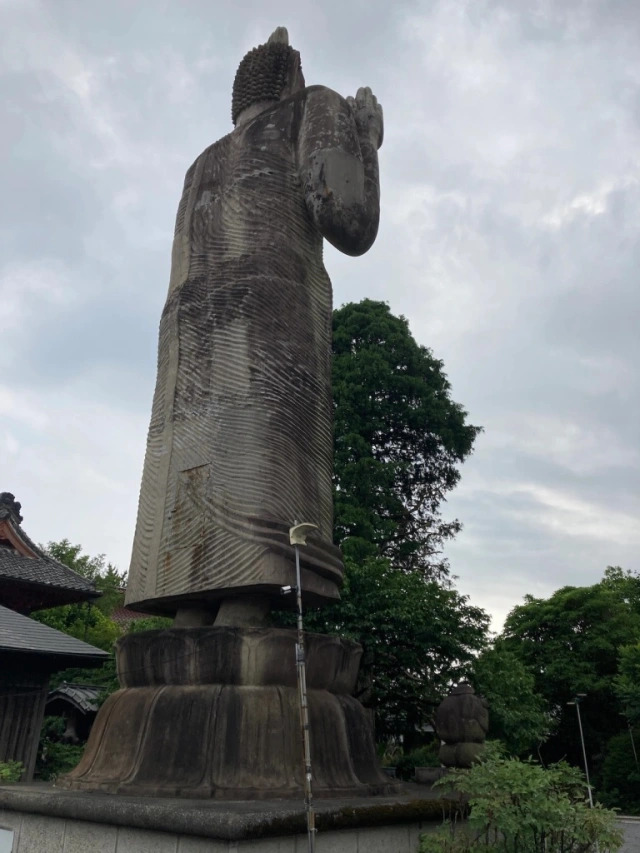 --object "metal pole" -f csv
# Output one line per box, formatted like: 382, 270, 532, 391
294, 541, 316, 853
628, 720, 639, 768
568, 696, 598, 853
574, 700, 594, 809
